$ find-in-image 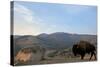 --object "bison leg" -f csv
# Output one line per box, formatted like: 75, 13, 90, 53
93, 52, 97, 60
81, 54, 85, 60
89, 52, 94, 61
